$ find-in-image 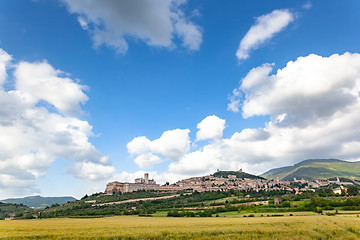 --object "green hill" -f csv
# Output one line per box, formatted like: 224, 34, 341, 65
261, 159, 360, 181
1, 195, 76, 209
0, 202, 35, 220
212, 171, 265, 180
